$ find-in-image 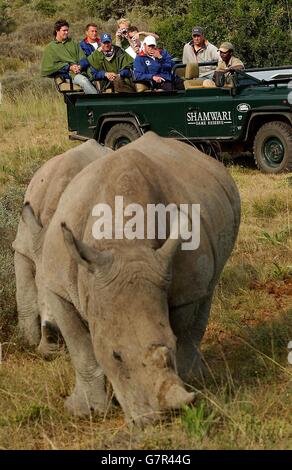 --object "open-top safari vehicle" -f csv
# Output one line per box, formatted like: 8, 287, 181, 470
62, 64, 292, 174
